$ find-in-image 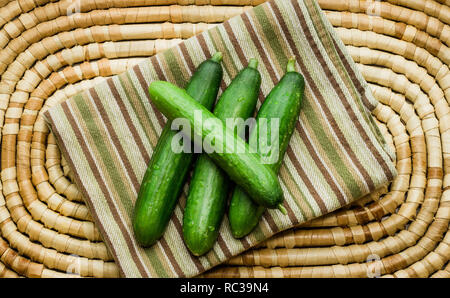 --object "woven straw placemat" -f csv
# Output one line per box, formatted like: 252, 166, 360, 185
0, 0, 448, 278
